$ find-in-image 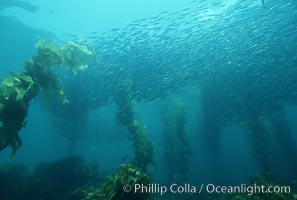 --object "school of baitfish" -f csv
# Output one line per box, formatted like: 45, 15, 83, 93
54, 0, 297, 127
